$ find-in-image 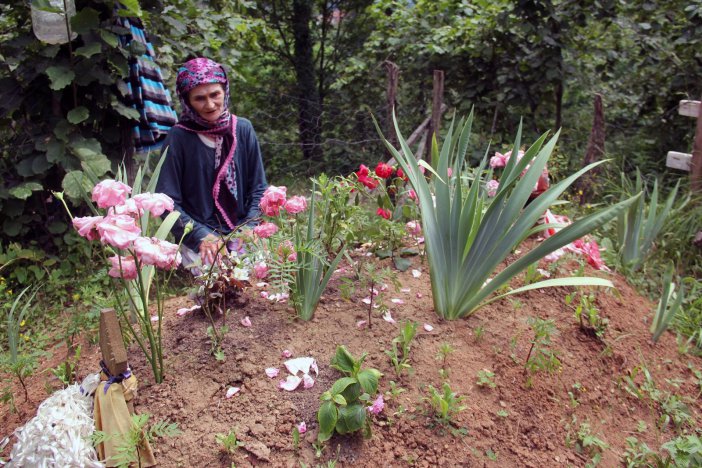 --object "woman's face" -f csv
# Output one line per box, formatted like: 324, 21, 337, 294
188, 83, 225, 123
